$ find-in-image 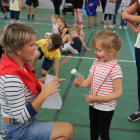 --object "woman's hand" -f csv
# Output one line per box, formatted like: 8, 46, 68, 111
84, 92, 98, 103
87, 48, 92, 51
40, 80, 60, 99
122, 10, 129, 20
136, 26, 140, 33
74, 76, 84, 87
